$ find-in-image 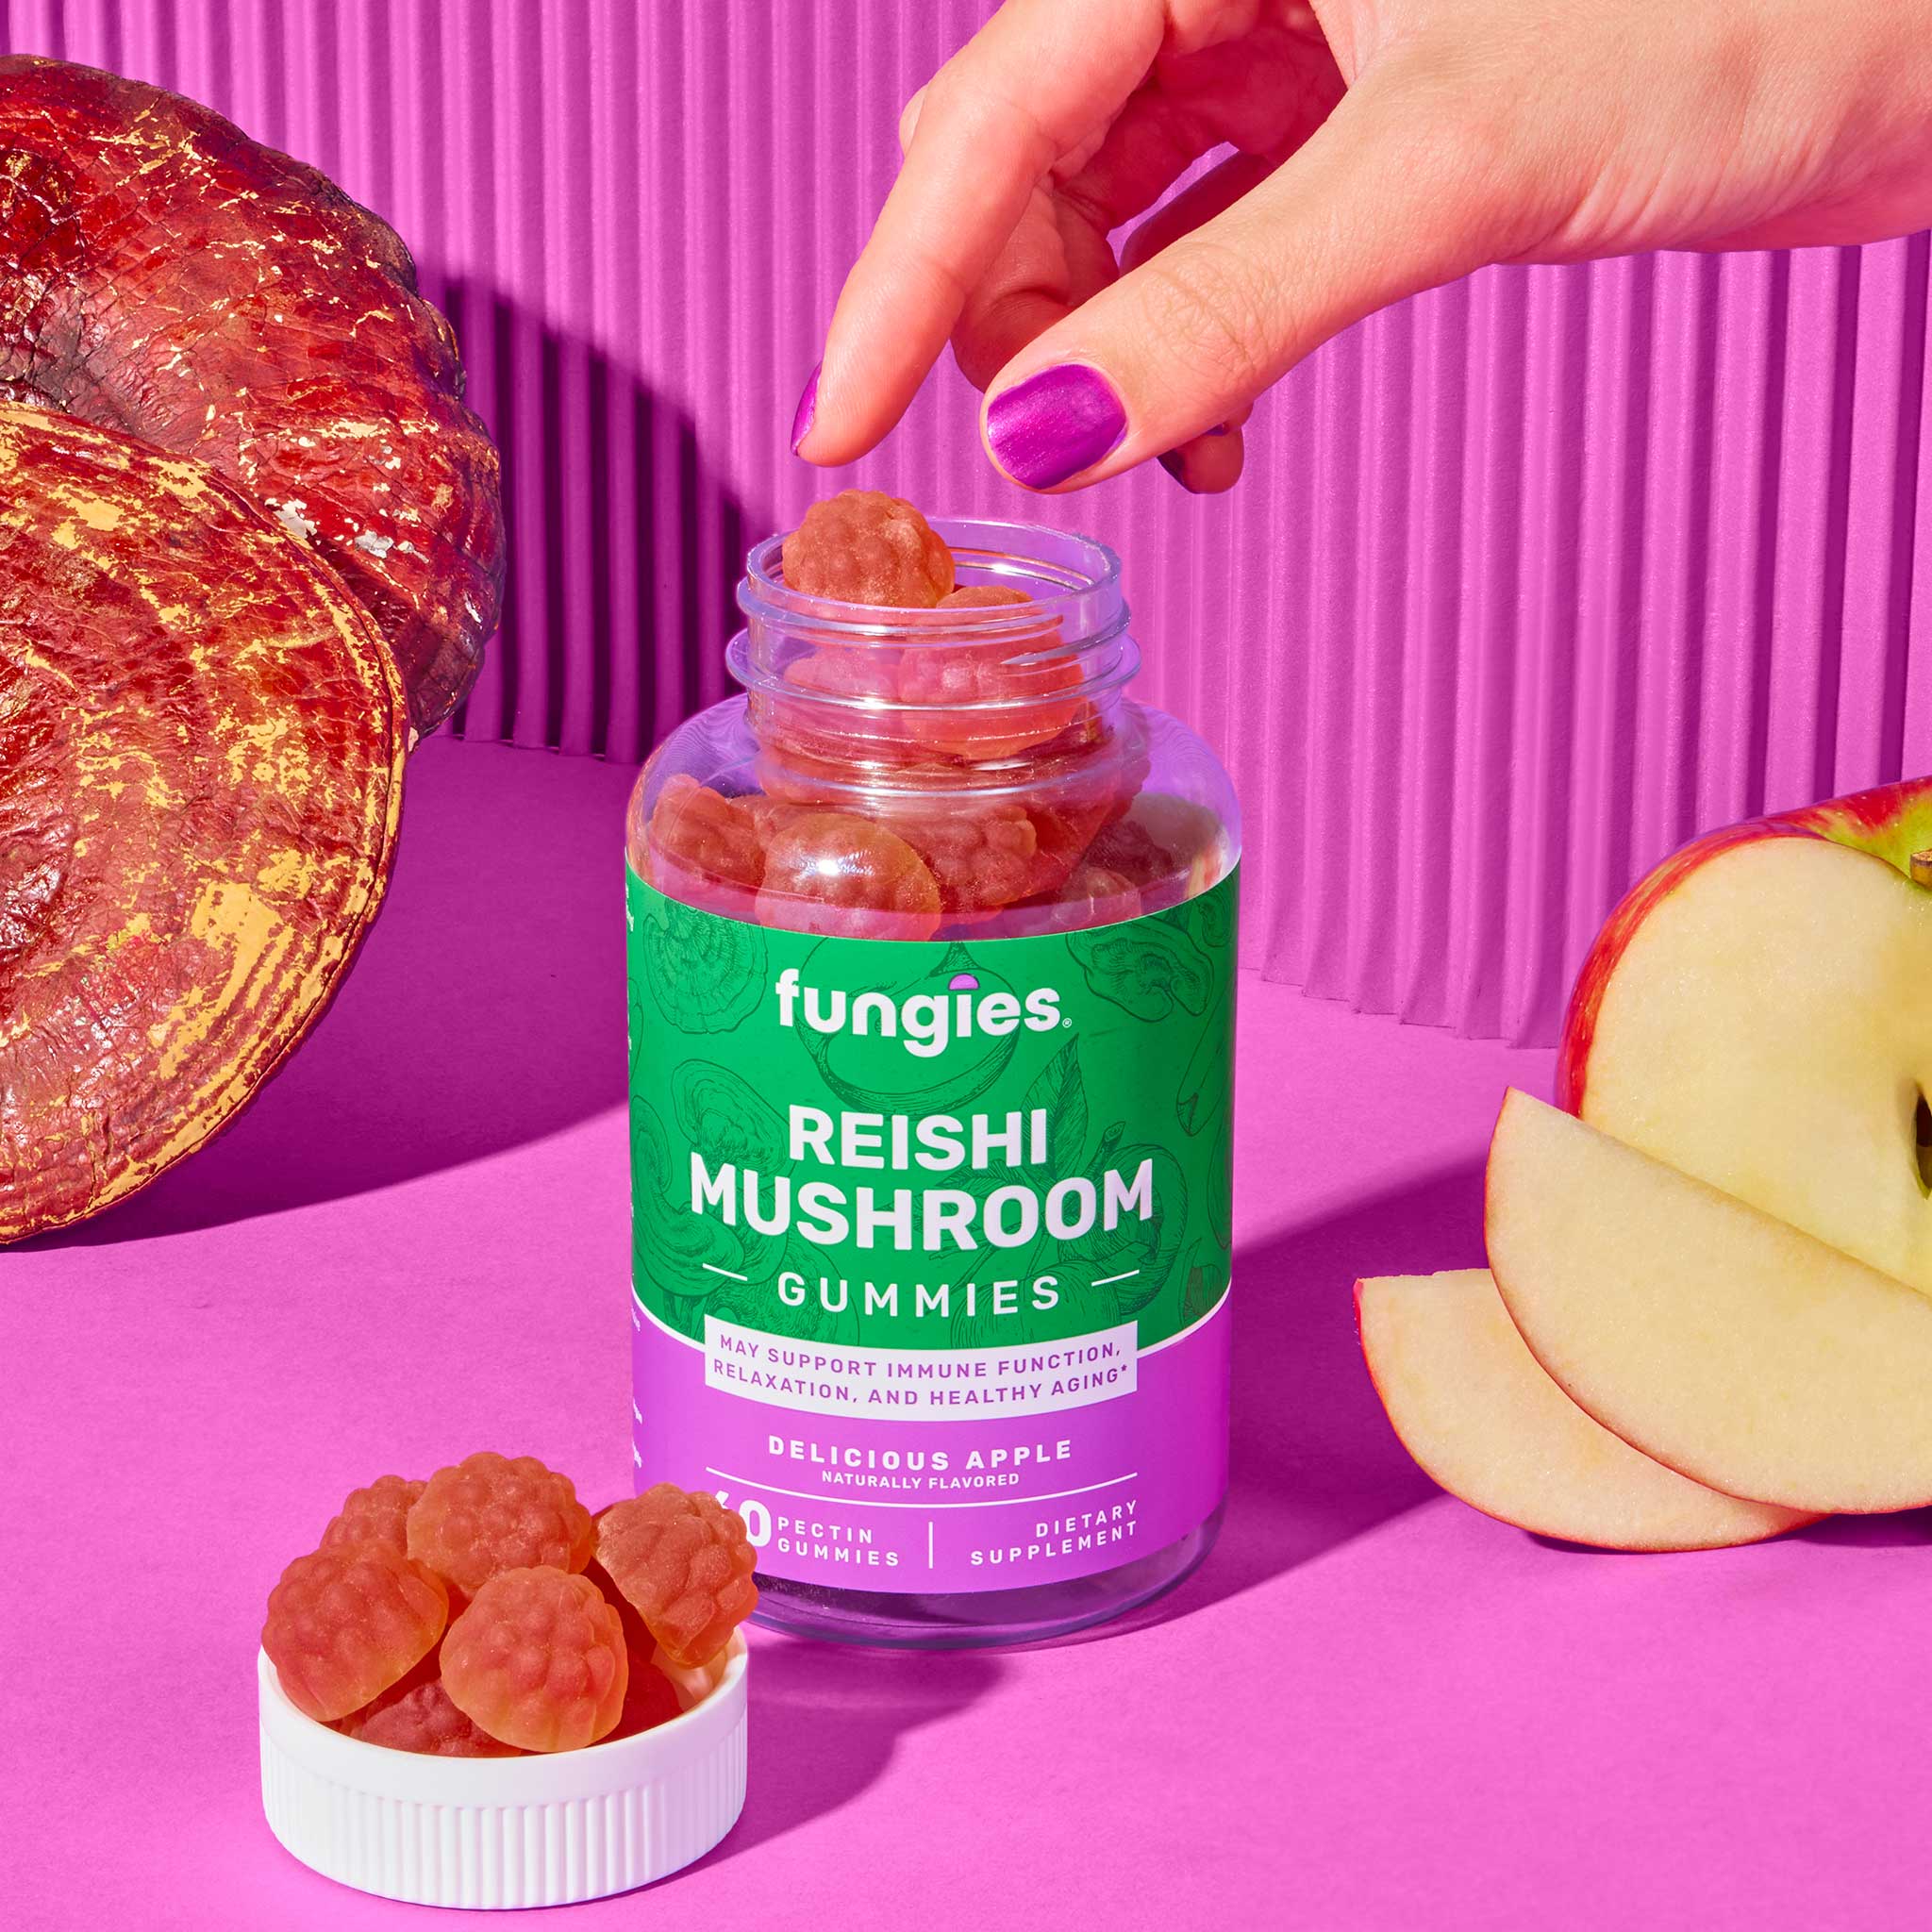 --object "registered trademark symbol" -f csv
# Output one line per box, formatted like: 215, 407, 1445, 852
1061, 1017, 1073, 1029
